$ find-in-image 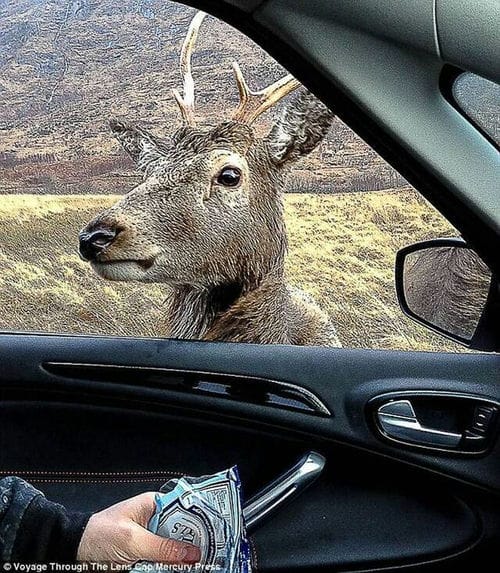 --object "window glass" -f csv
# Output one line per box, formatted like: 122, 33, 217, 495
0, 1, 464, 351
452, 72, 500, 145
